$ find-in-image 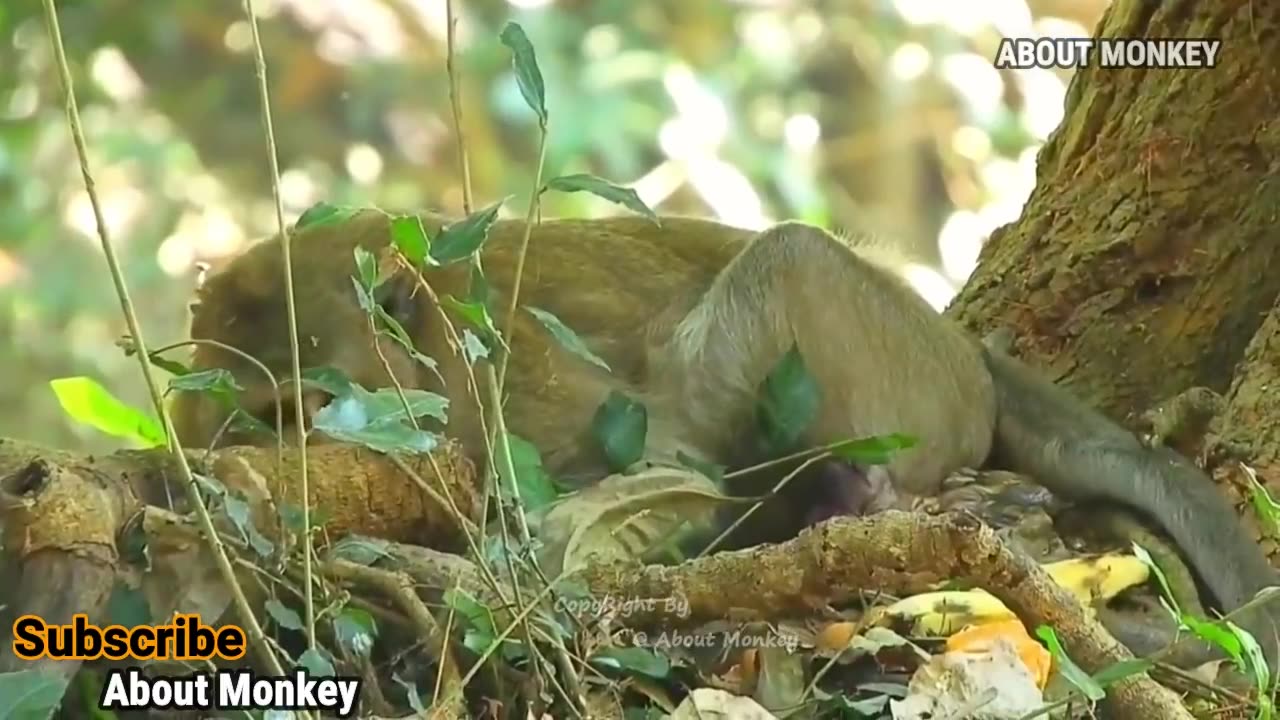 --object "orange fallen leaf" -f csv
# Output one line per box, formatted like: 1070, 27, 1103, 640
946, 620, 1052, 689
815, 621, 859, 652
